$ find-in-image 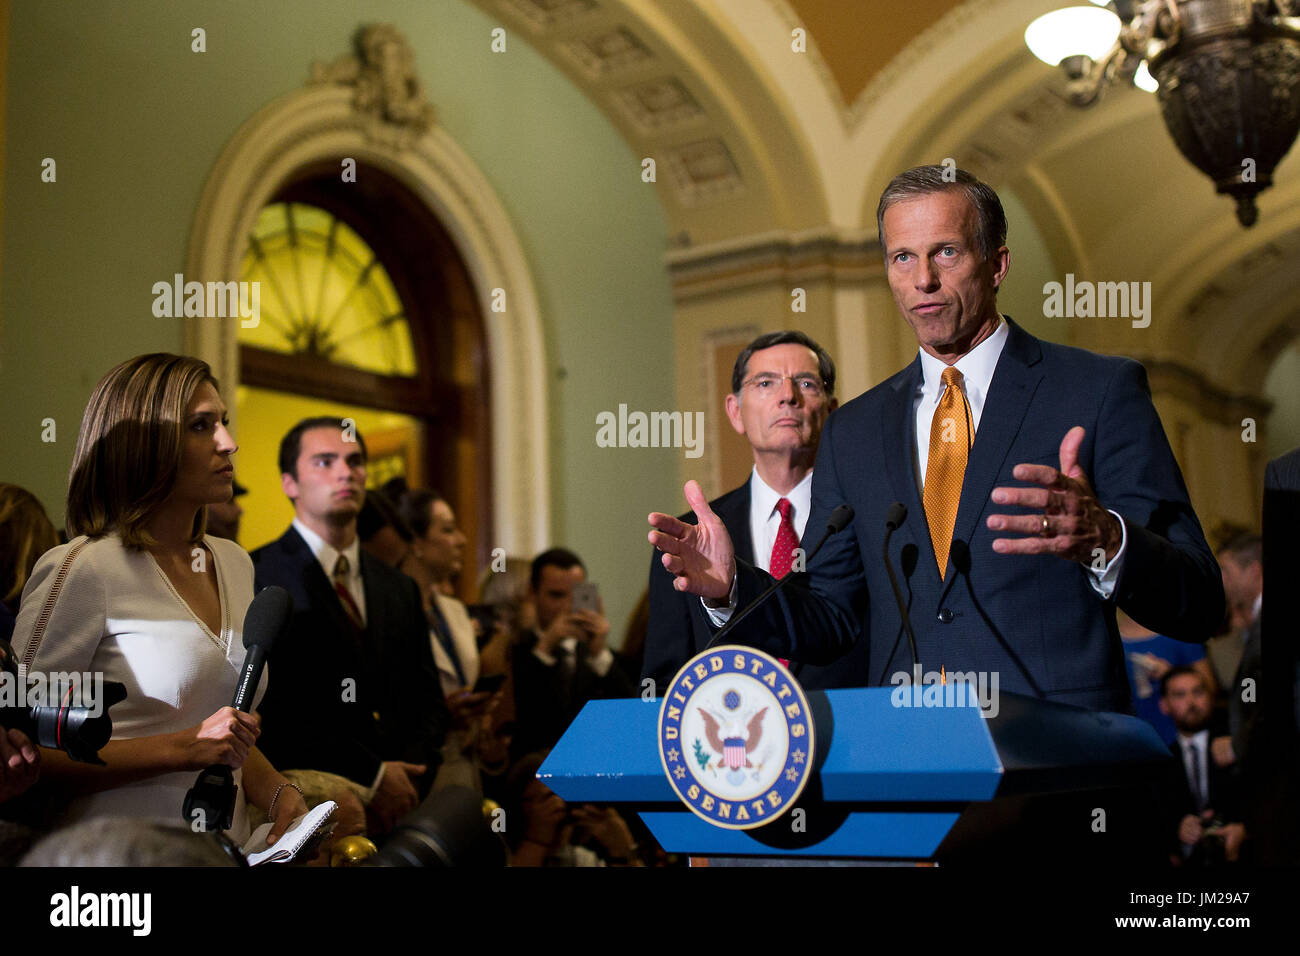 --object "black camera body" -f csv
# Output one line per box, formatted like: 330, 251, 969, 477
0, 636, 126, 764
